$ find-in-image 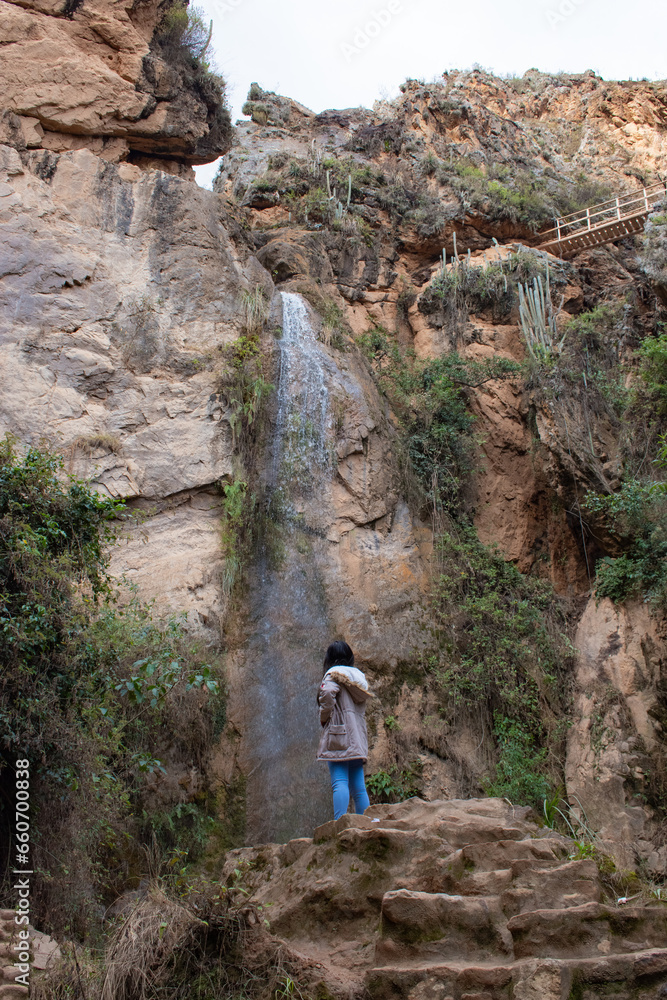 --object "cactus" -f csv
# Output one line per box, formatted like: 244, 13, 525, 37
518, 261, 565, 361
309, 138, 322, 176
